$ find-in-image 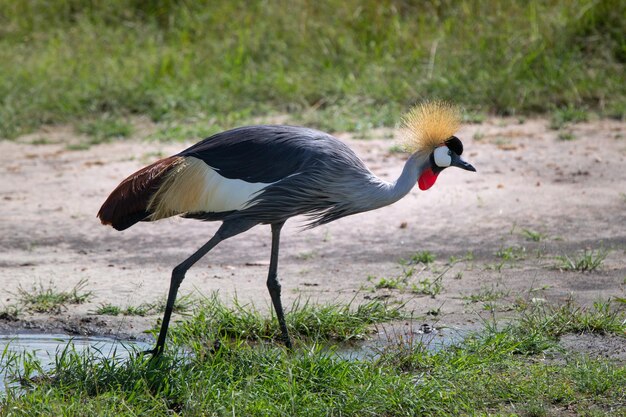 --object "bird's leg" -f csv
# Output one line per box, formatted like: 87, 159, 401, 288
149, 220, 256, 356
266, 221, 292, 349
